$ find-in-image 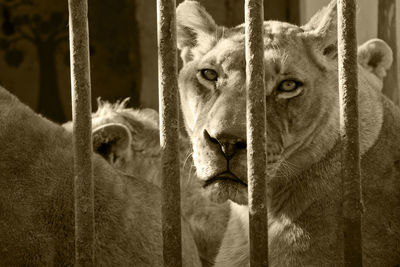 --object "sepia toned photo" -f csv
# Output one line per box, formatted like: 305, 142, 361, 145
0, 0, 399, 266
